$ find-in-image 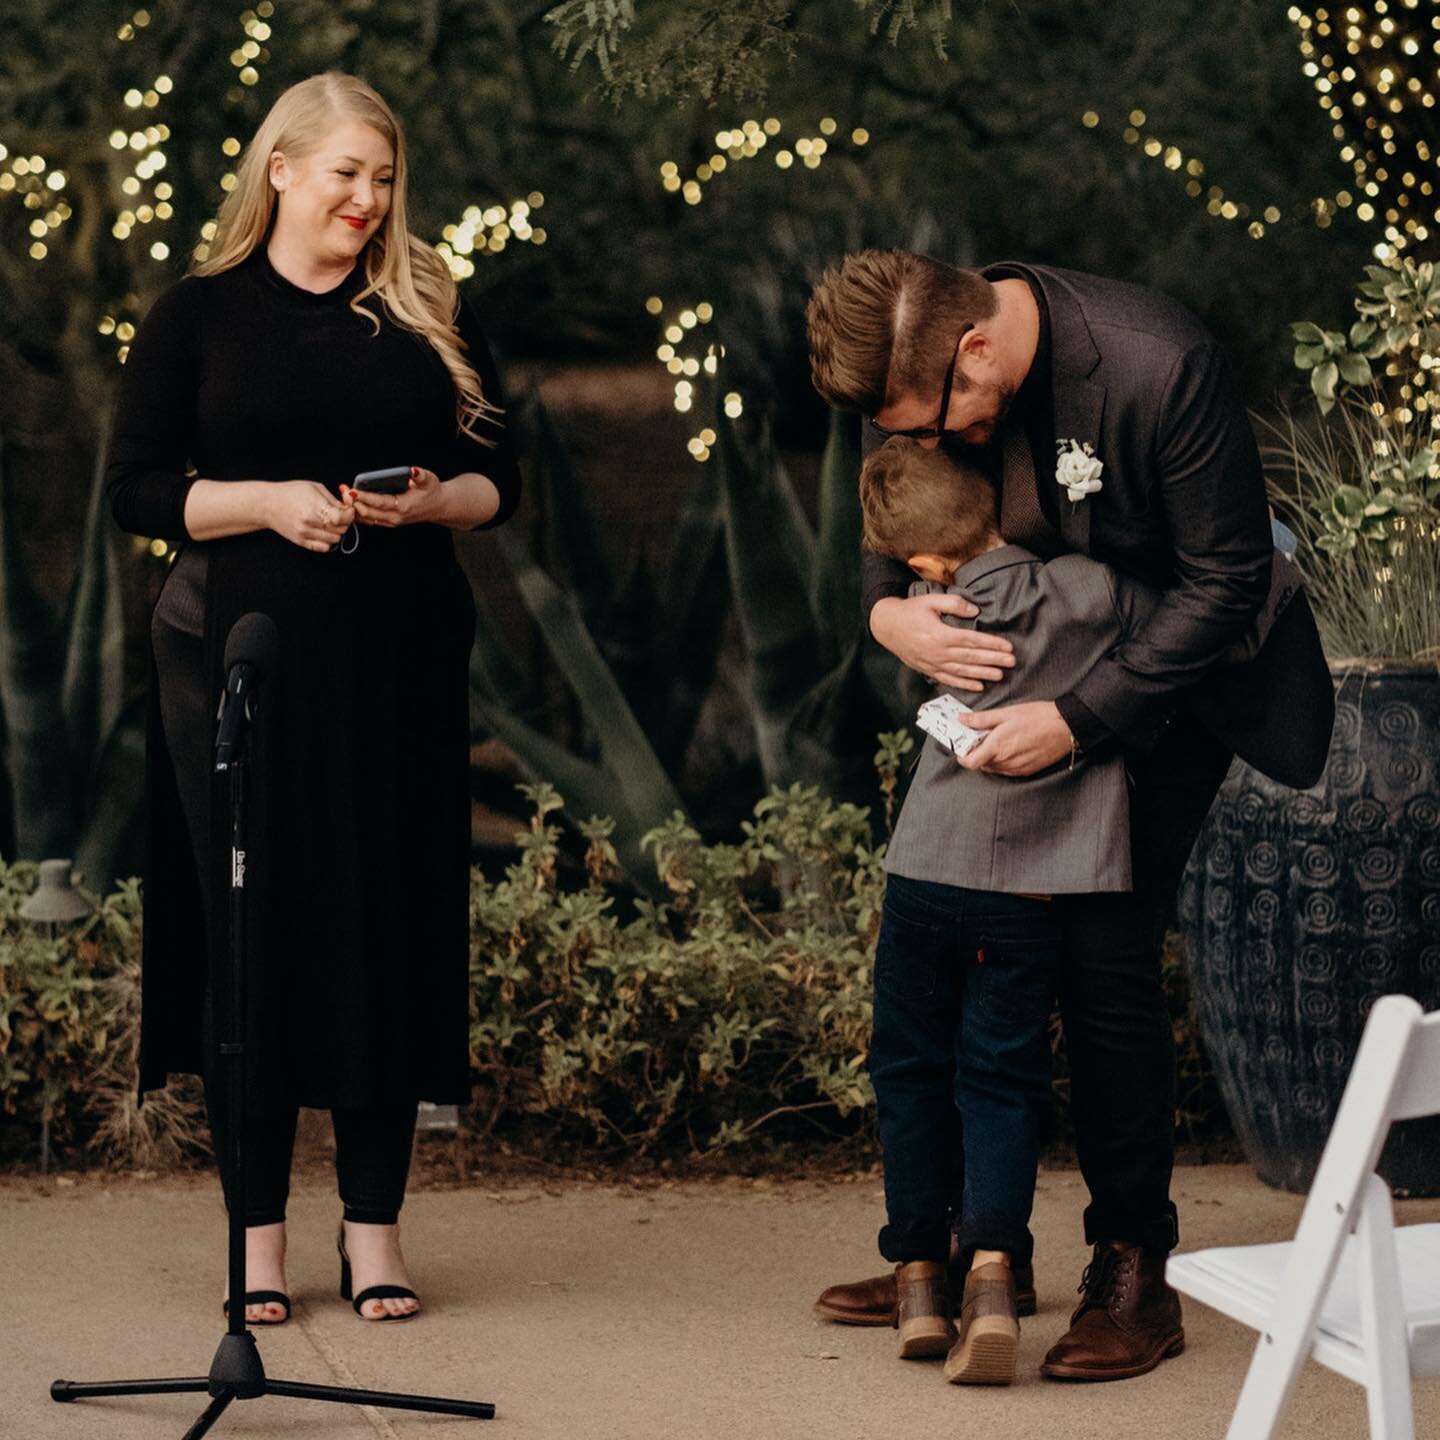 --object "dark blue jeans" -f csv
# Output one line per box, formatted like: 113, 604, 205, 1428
871, 874, 1060, 1265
